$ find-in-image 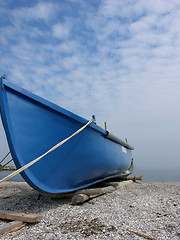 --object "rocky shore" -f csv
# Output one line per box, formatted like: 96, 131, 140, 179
0, 181, 179, 239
